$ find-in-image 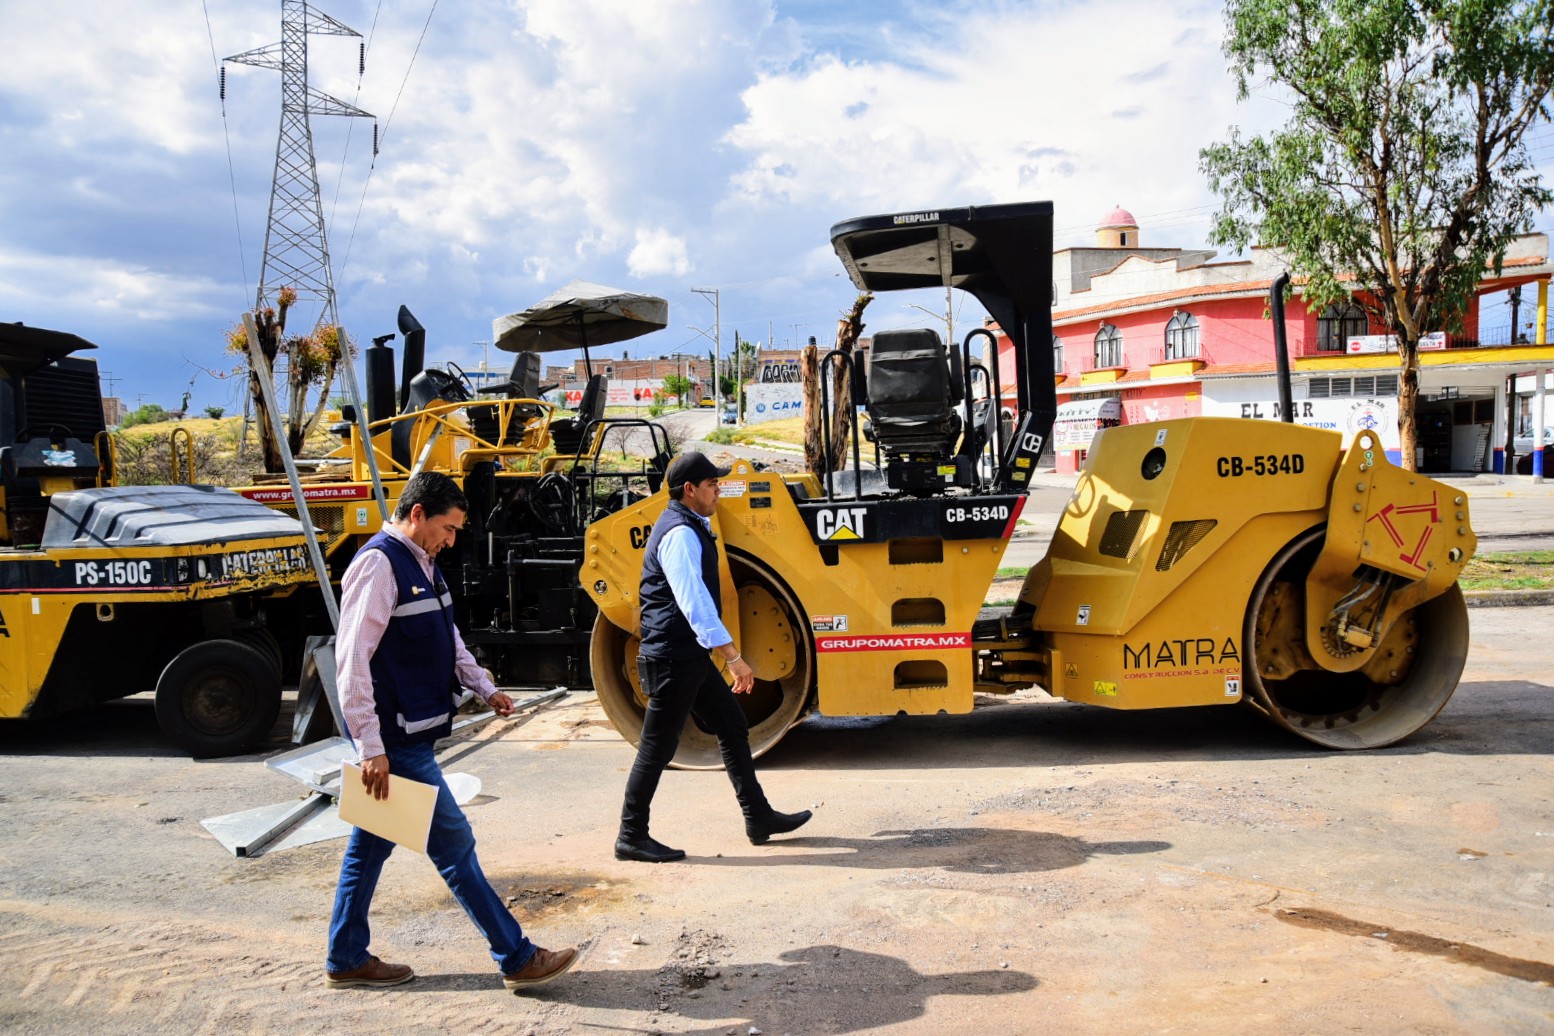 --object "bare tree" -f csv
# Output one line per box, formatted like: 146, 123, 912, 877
226, 287, 350, 471
803, 293, 872, 475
